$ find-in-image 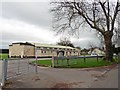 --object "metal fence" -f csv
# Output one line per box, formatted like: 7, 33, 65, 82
52, 55, 120, 67
0, 55, 119, 87
52, 55, 104, 67
0, 60, 2, 86
0, 58, 38, 87
7, 58, 37, 79
0, 59, 8, 87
